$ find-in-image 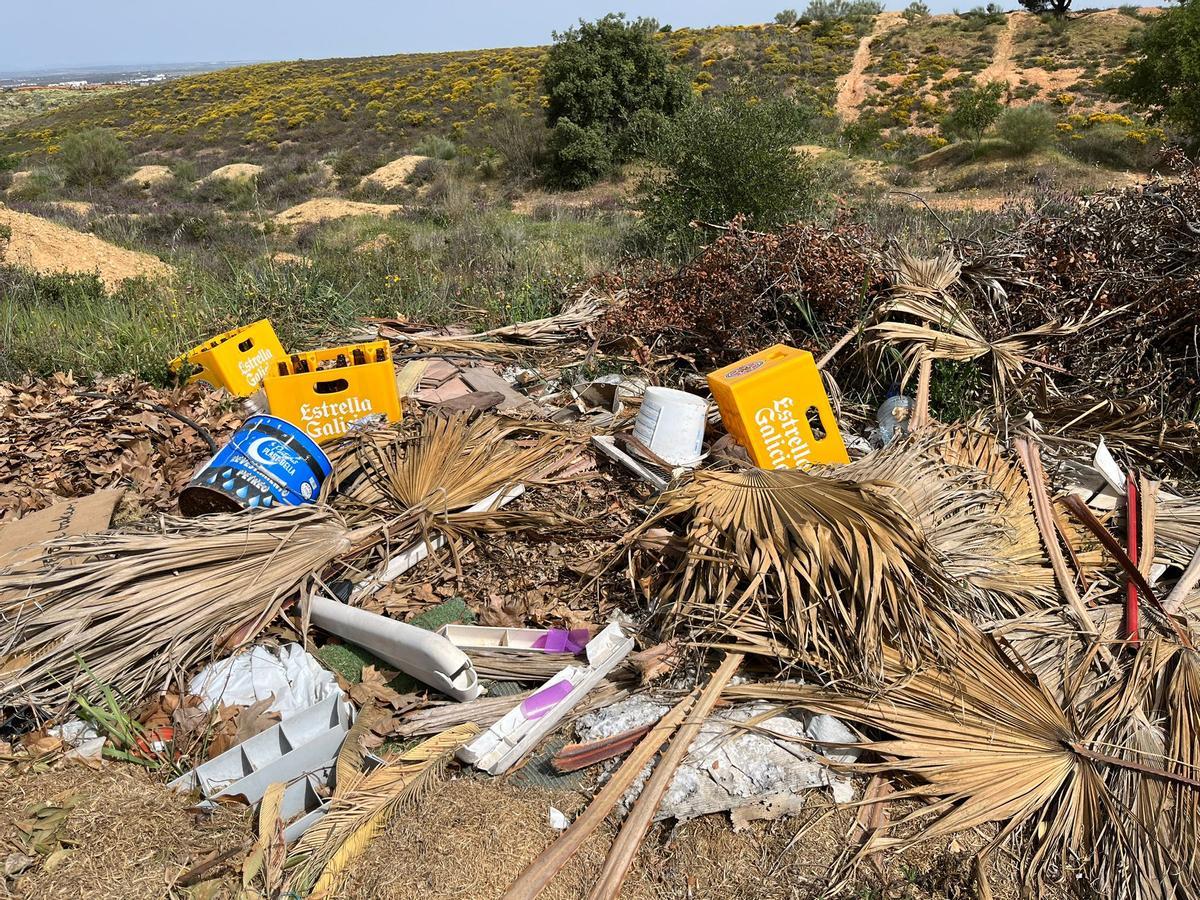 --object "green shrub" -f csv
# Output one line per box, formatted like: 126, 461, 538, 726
56, 128, 129, 186
903, 1, 931, 20
942, 81, 1006, 150
543, 13, 690, 185
413, 134, 457, 160
0, 153, 19, 173
774, 8, 800, 25
801, 0, 884, 20
842, 118, 883, 152
997, 104, 1056, 155
547, 120, 613, 189
481, 96, 547, 181
637, 90, 826, 254
1106, 0, 1200, 143
1065, 122, 1162, 169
